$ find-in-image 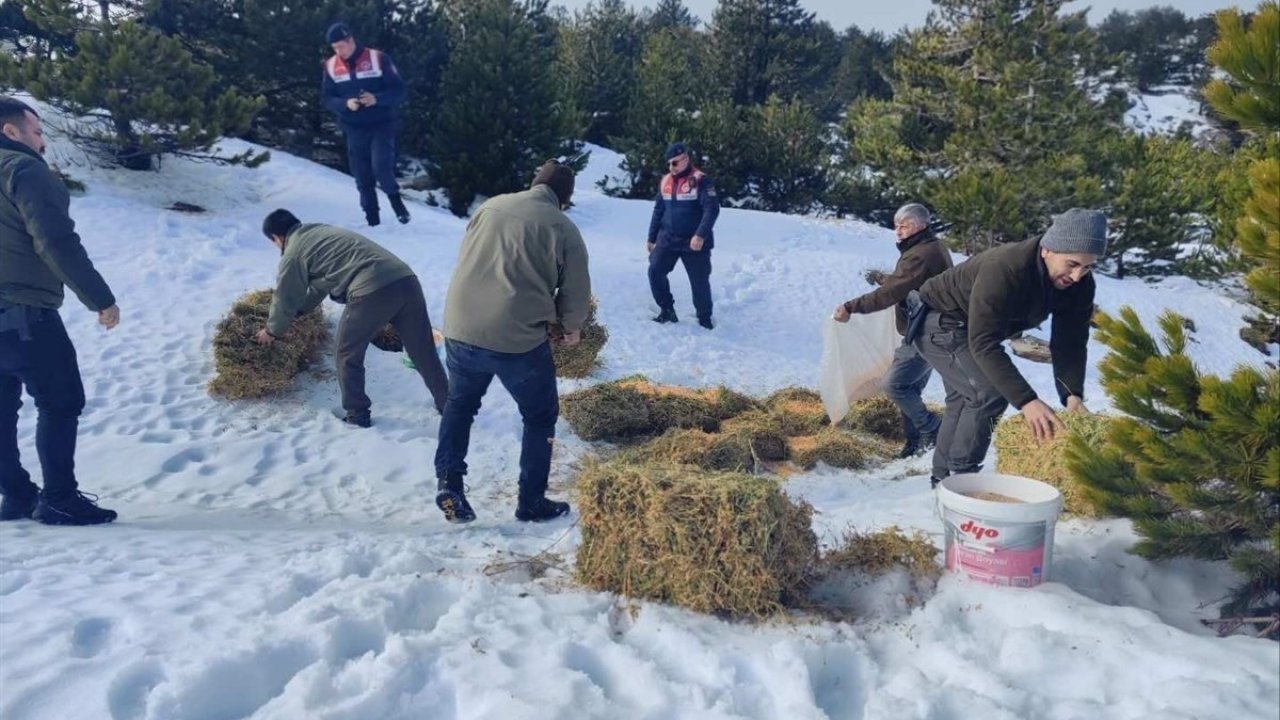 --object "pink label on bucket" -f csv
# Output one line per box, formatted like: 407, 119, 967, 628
942, 509, 1049, 587
946, 543, 1045, 587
